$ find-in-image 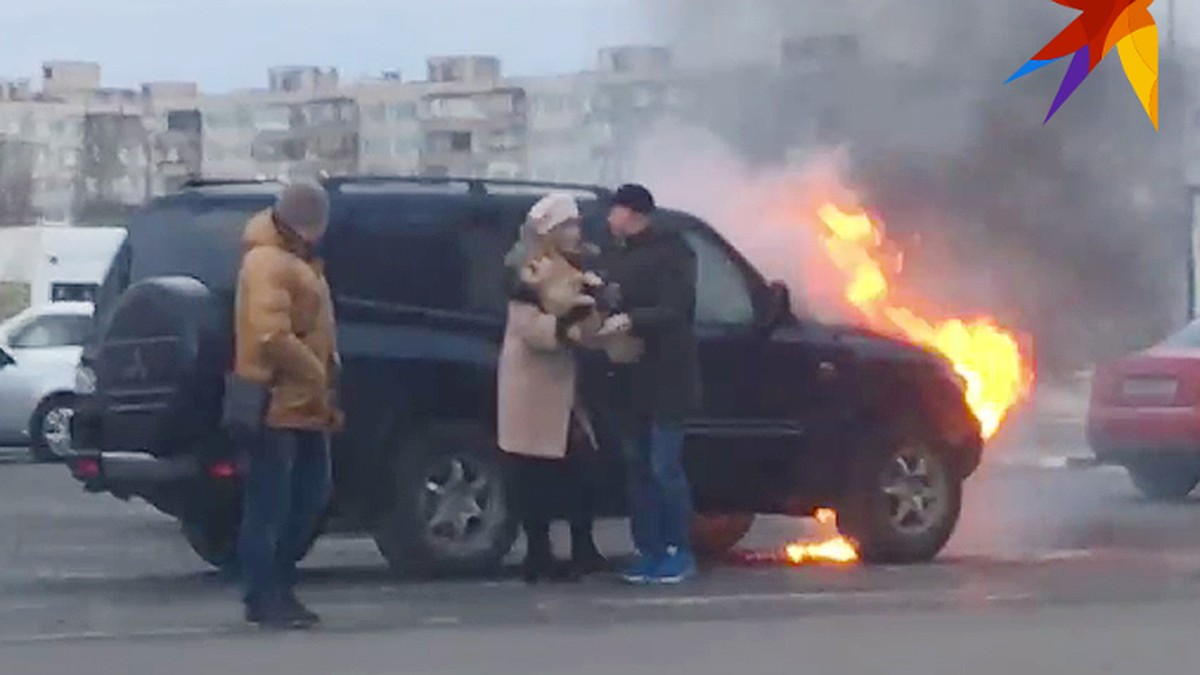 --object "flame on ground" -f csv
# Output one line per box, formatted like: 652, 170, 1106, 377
814, 203, 1033, 439
784, 509, 859, 564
